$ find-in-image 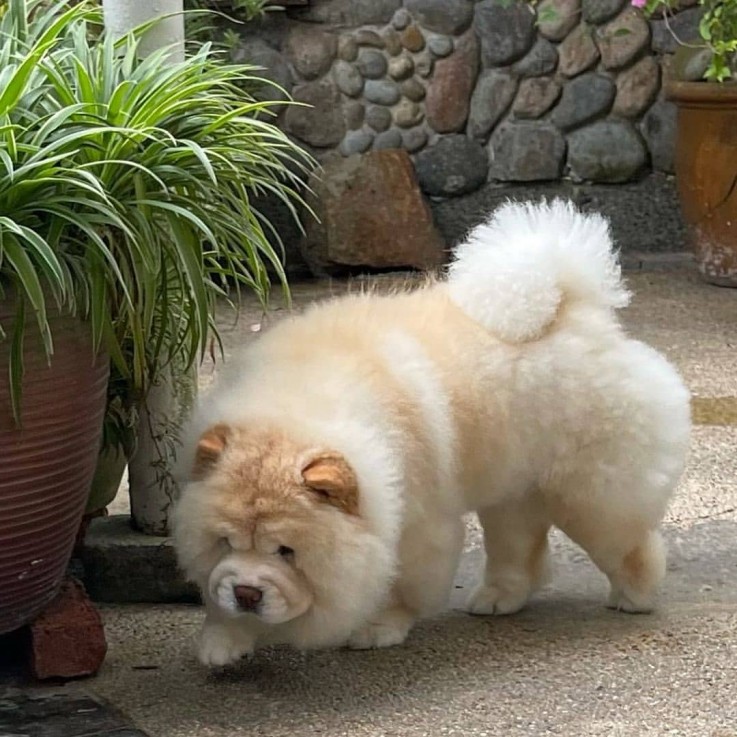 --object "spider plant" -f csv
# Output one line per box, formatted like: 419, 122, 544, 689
0, 0, 313, 458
